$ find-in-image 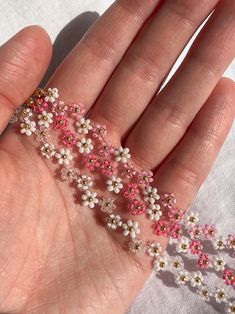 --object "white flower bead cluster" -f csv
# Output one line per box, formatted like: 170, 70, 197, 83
106, 176, 123, 194
213, 236, 226, 250
146, 203, 162, 221
38, 111, 53, 128
55, 148, 73, 166
77, 138, 93, 154
115, 147, 131, 163
76, 118, 92, 134
143, 186, 160, 204
45, 88, 59, 103
176, 237, 190, 254
20, 119, 36, 136
185, 211, 199, 226
122, 220, 140, 239
82, 190, 99, 209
